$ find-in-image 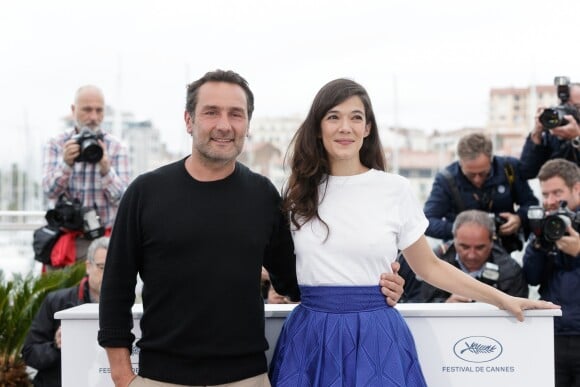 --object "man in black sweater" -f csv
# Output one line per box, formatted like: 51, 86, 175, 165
98, 69, 405, 387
